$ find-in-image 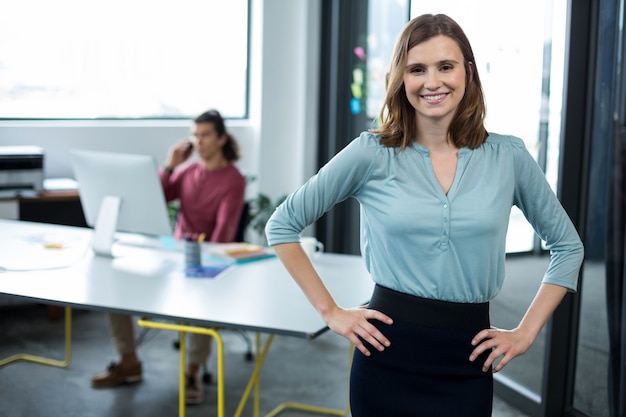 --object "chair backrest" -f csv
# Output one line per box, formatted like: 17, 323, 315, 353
235, 201, 250, 242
